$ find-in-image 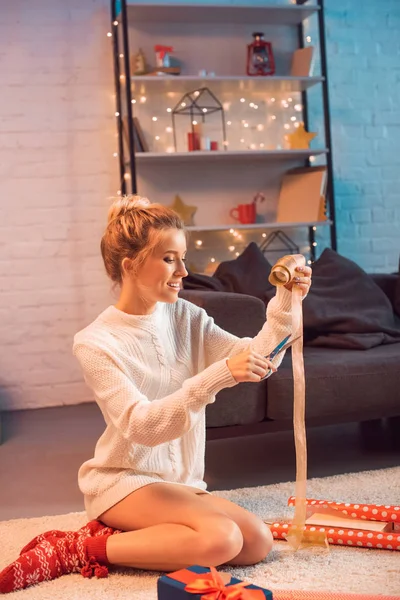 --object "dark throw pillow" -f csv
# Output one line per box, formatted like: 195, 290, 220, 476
303, 248, 400, 349
394, 256, 400, 318
183, 270, 225, 292
213, 242, 274, 301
